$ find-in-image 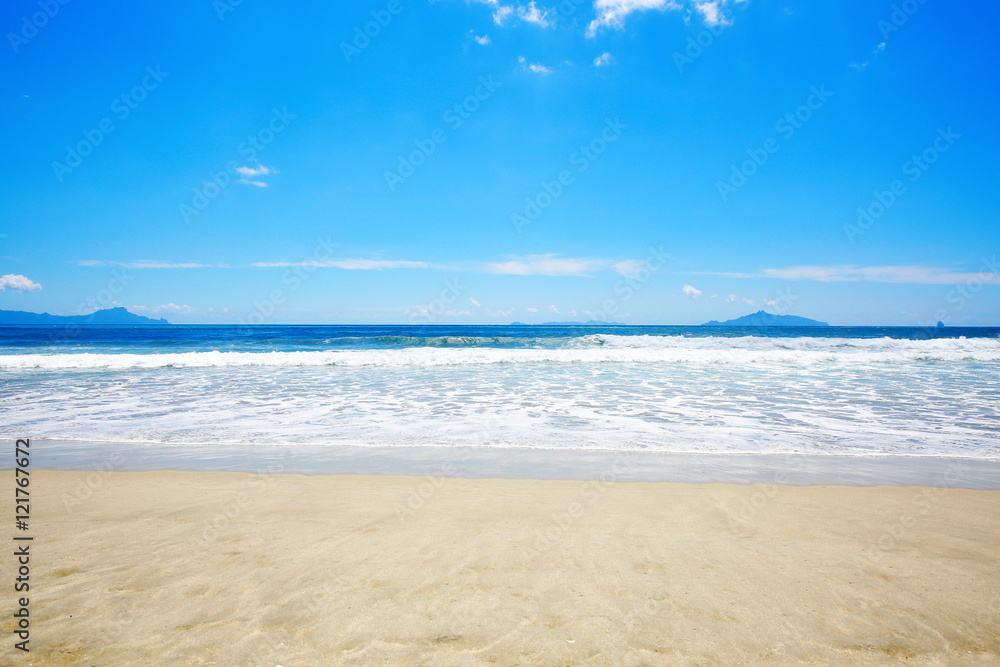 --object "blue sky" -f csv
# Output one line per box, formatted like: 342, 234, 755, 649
1, 0, 998, 325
